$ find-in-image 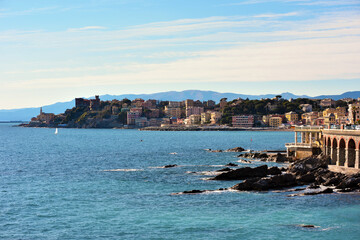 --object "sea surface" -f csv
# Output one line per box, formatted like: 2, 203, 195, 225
0, 123, 359, 240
